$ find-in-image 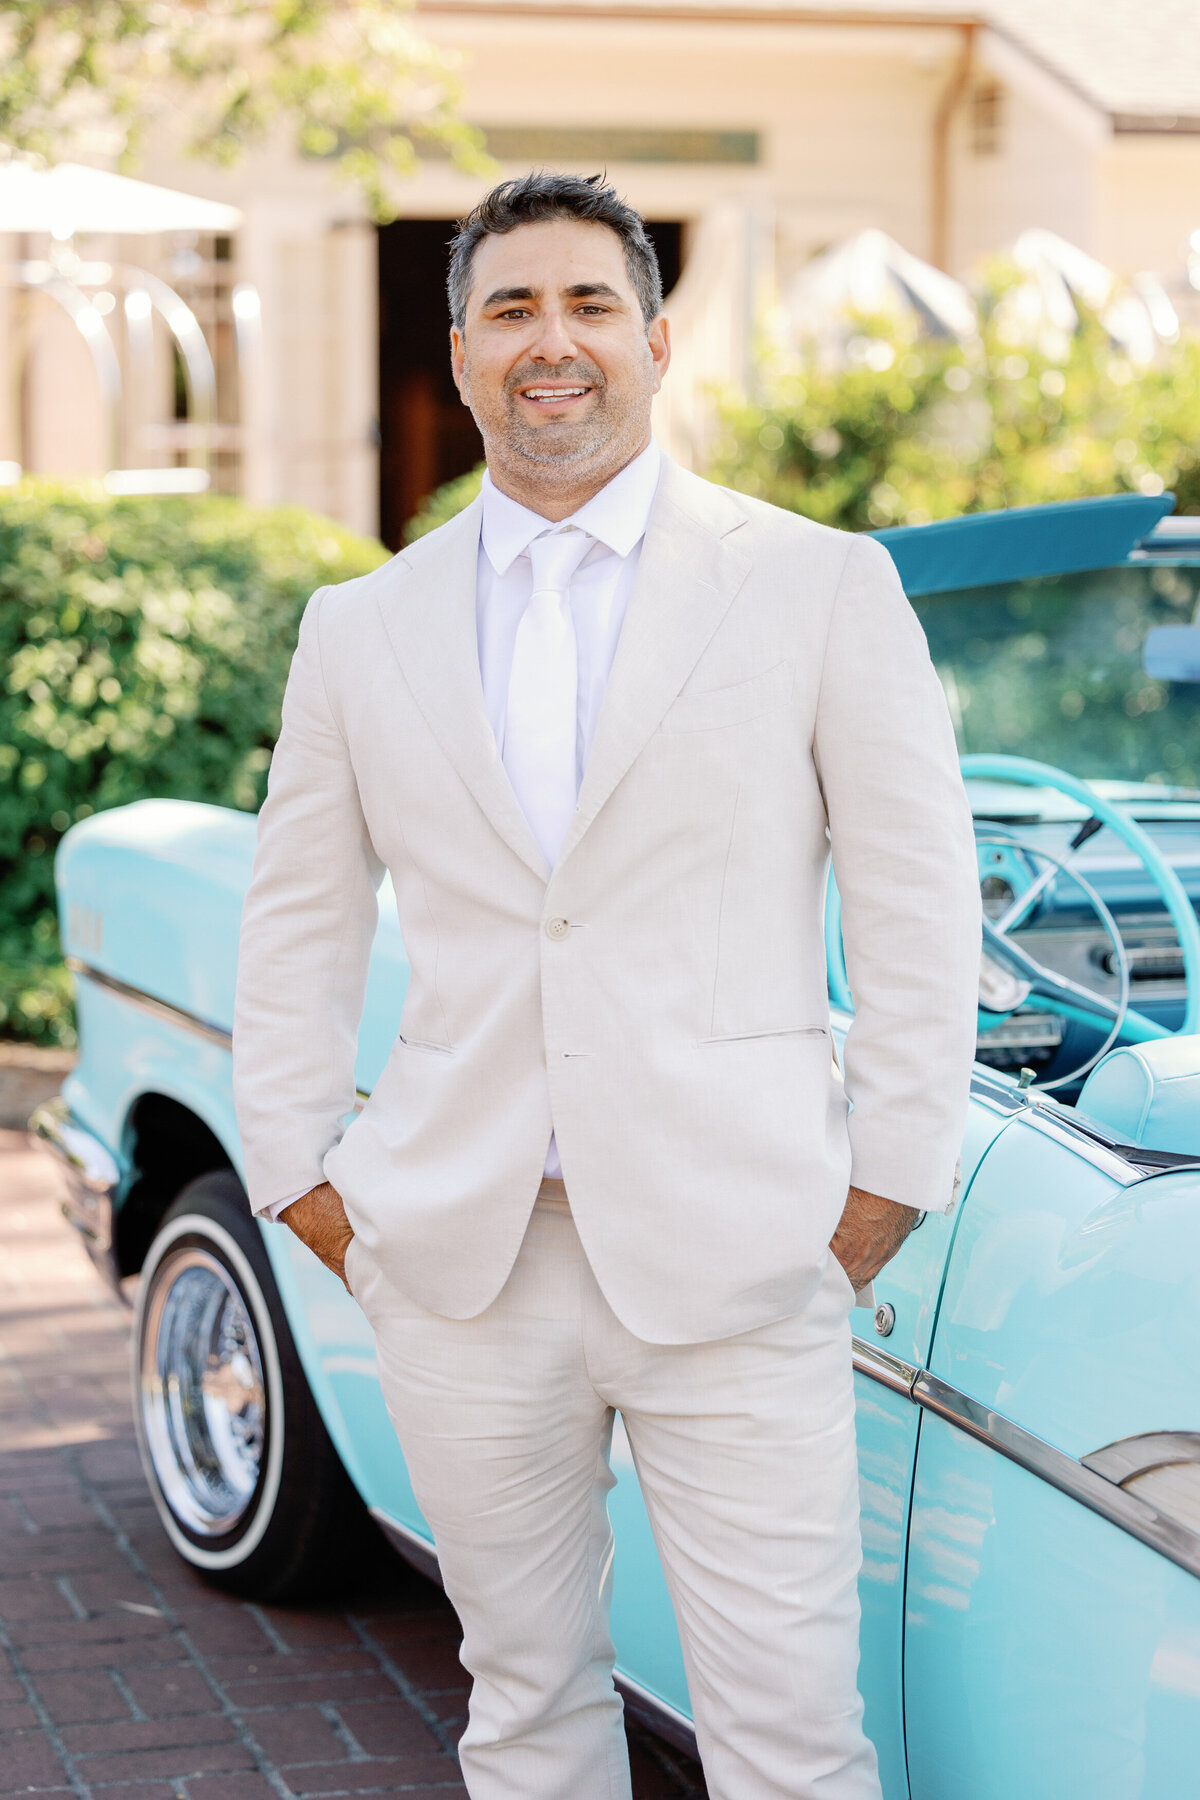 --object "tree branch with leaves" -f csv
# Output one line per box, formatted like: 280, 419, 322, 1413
0, 0, 492, 216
